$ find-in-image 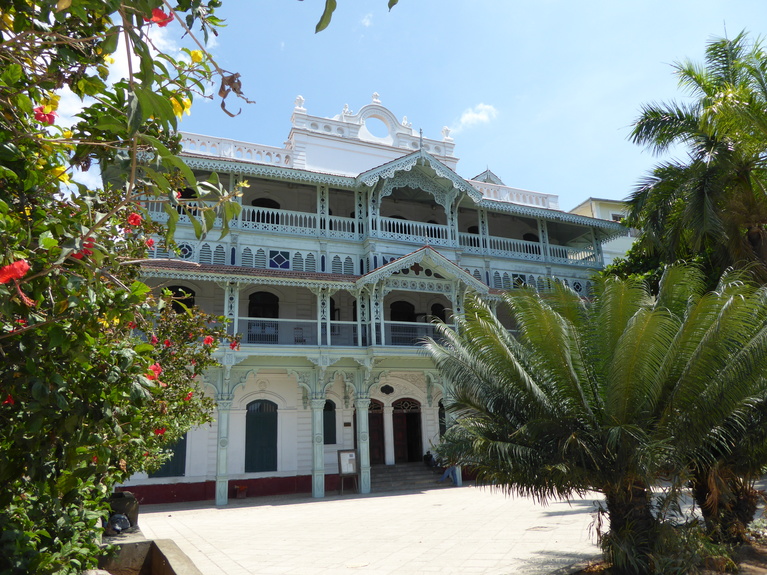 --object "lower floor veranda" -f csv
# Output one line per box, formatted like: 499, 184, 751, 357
120, 355, 455, 505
